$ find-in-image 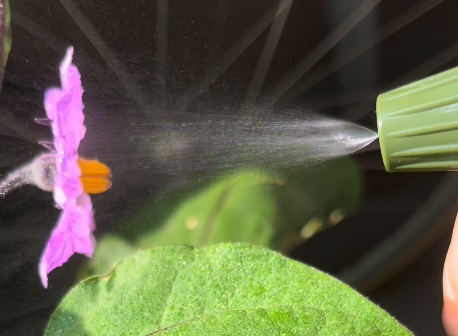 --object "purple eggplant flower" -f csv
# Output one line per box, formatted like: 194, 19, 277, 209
38, 47, 109, 288
0, 47, 111, 288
